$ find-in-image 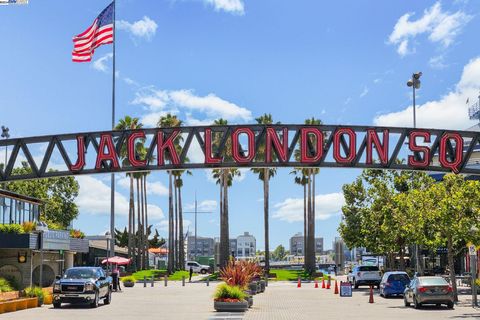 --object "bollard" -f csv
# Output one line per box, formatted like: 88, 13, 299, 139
151, 275, 154, 287
164, 275, 168, 287
182, 276, 185, 287
265, 276, 268, 287
207, 276, 210, 287
328, 275, 331, 288
144, 276, 147, 288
